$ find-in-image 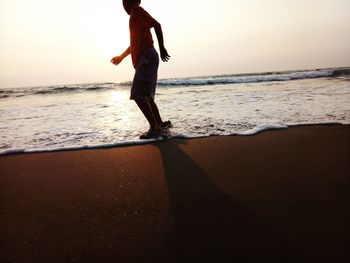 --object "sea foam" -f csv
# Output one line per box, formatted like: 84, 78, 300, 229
1, 67, 349, 155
